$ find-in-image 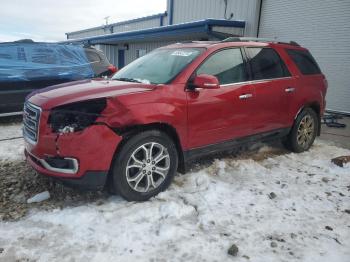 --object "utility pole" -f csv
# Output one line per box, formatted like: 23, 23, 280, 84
104, 16, 110, 25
